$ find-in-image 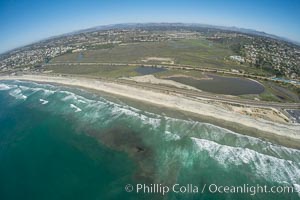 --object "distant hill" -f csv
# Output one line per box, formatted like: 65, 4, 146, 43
1, 22, 299, 56
63, 22, 299, 46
